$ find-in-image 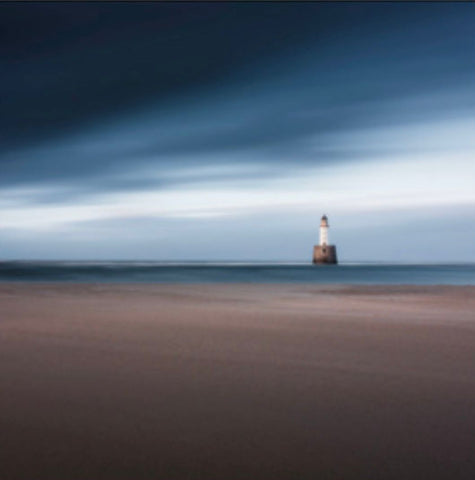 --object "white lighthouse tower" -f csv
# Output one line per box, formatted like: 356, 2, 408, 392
312, 214, 337, 264
319, 214, 329, 246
